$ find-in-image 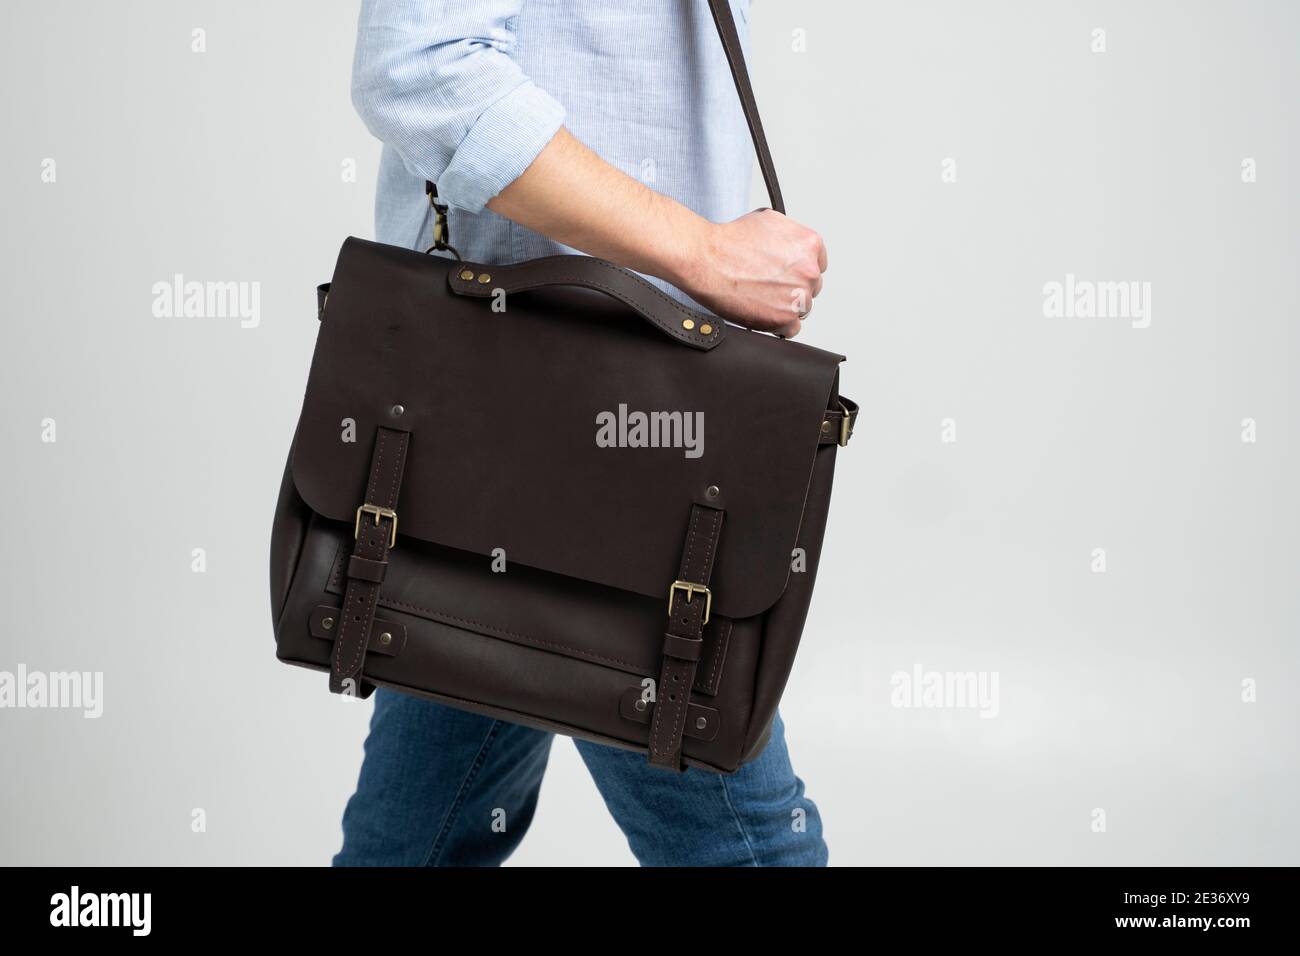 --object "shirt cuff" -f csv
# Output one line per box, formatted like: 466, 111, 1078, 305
437, 81, 566, 214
